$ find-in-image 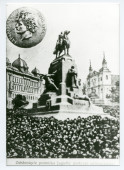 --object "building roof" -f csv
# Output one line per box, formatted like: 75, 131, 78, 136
6, 55, 41, 80
31, 67, 40, 75
6, 65, 41, 80
99, 67, 110, 73
87, 70, 99, 79
89, 61, 93, 71
12, 54, 28, 70
102, 55, 107, 65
